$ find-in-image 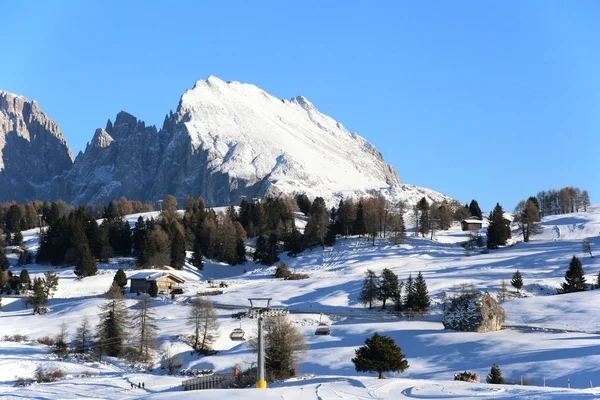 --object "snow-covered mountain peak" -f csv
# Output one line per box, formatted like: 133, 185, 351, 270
174, 76, 446, 206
